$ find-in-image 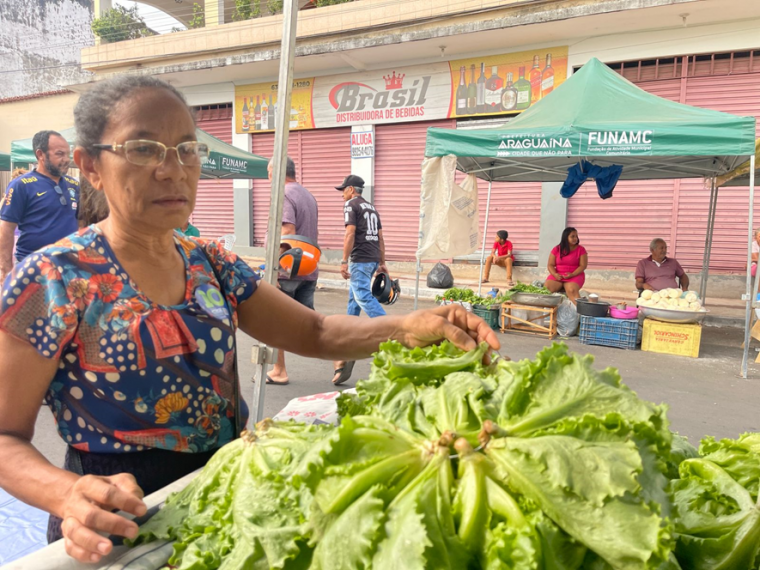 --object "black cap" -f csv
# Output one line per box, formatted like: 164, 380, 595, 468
335, 174, 364, 190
